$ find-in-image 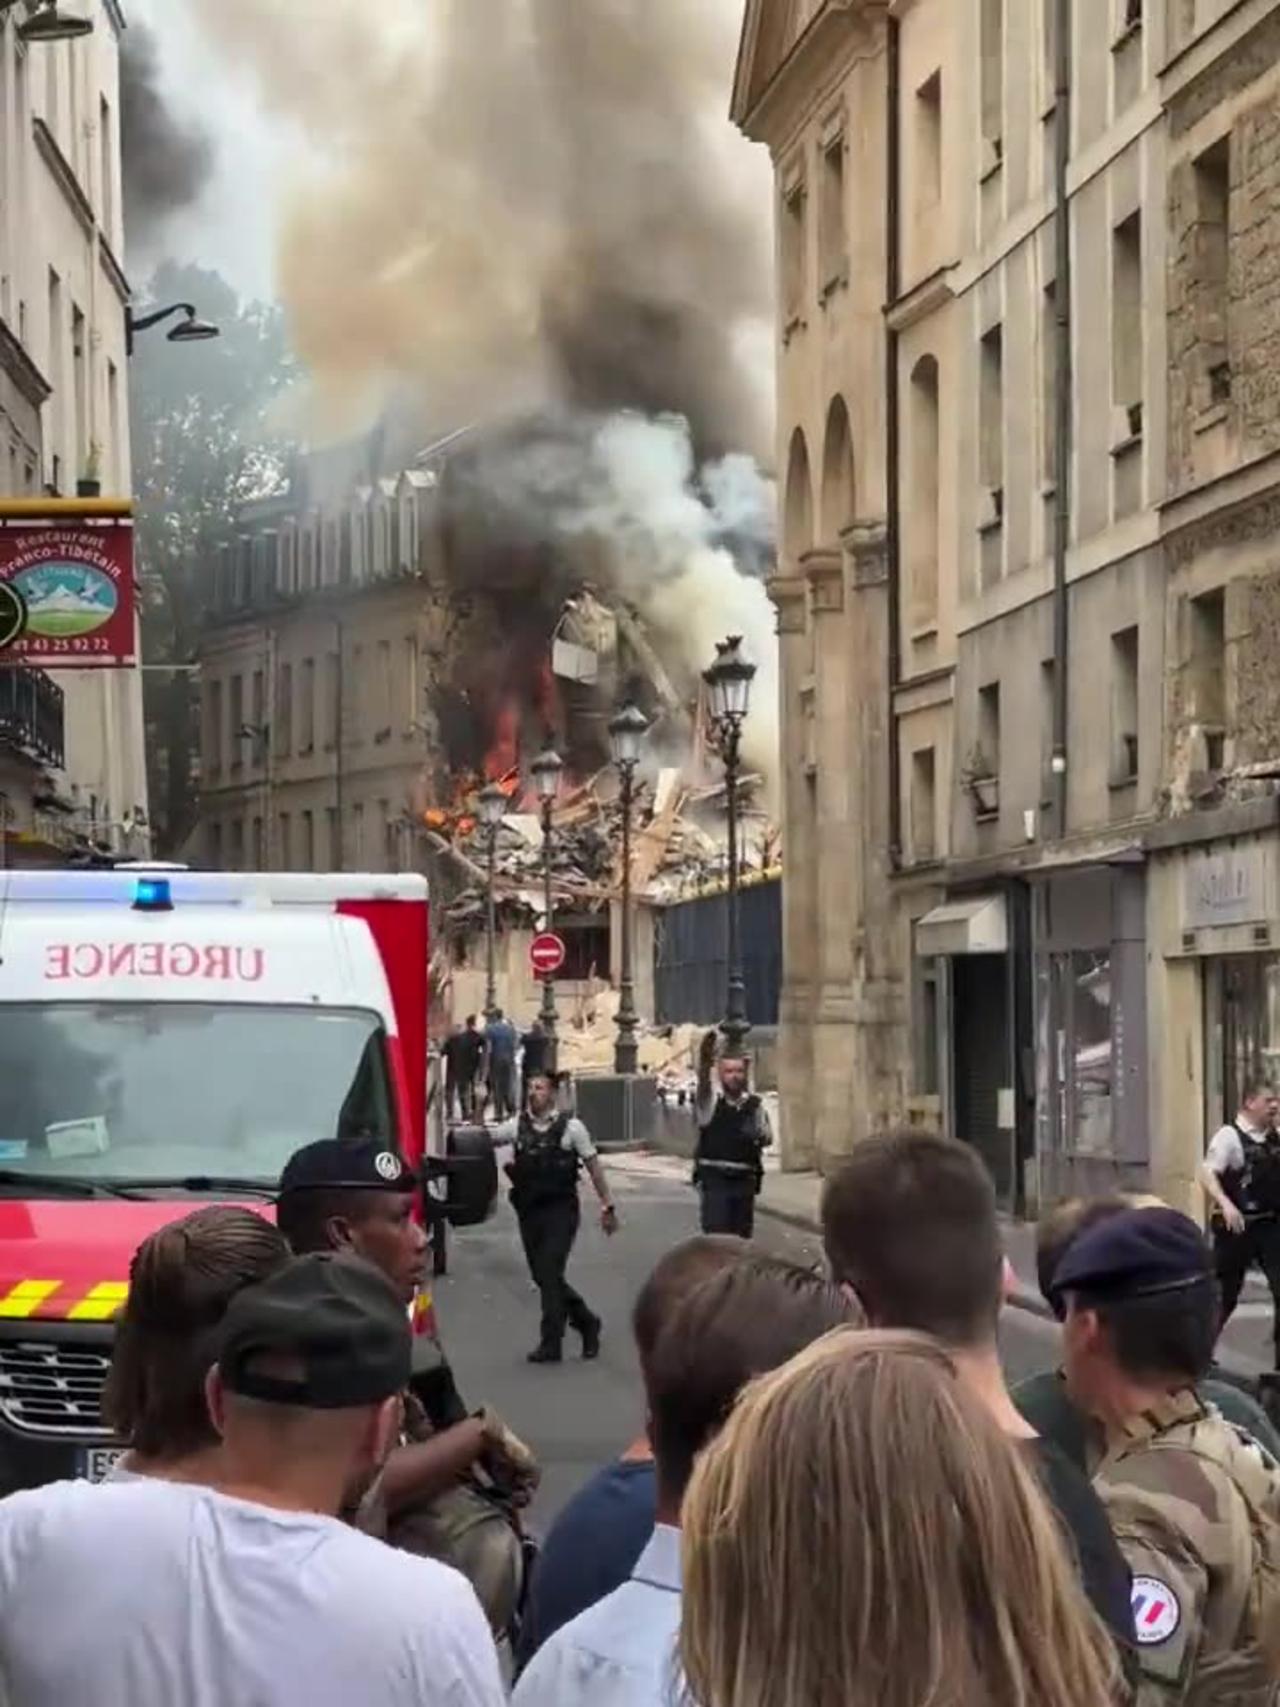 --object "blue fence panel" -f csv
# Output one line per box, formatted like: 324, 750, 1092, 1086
653, 878, 781, 1027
